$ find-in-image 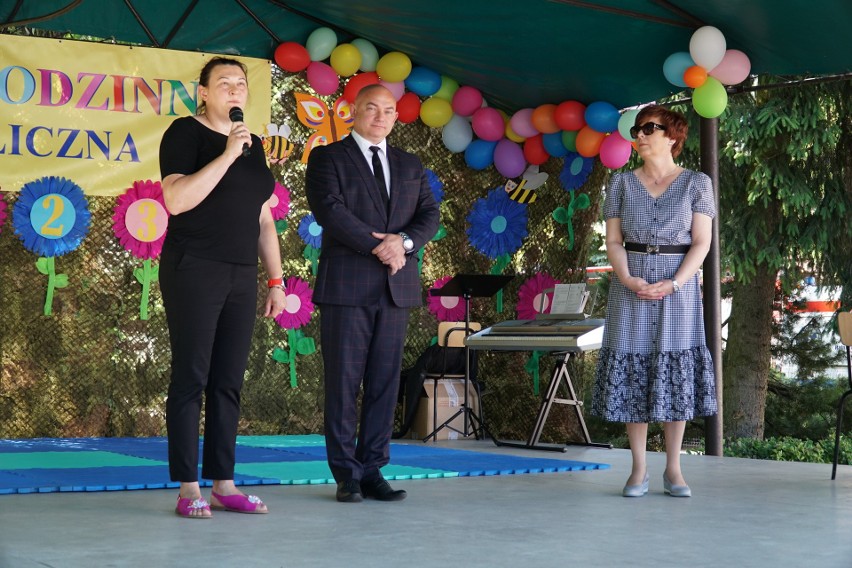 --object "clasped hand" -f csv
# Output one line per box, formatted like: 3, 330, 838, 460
371, 232, 406, 275
263, 287, 286, 318
626, 277, 676, 300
